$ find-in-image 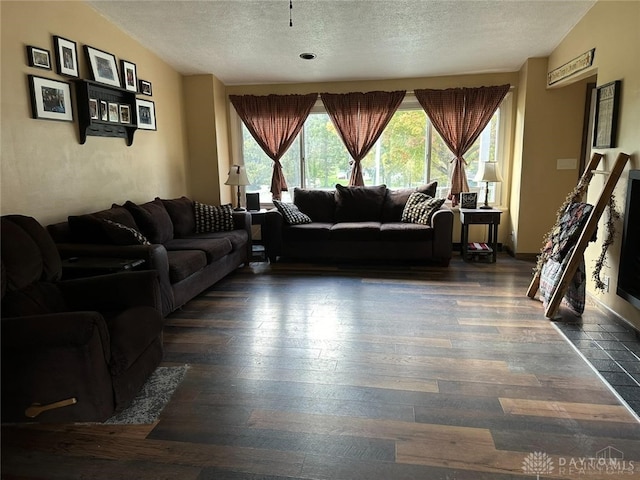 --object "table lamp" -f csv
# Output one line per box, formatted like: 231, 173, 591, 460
225, 165, 250, 211
474, 161, 502, 209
